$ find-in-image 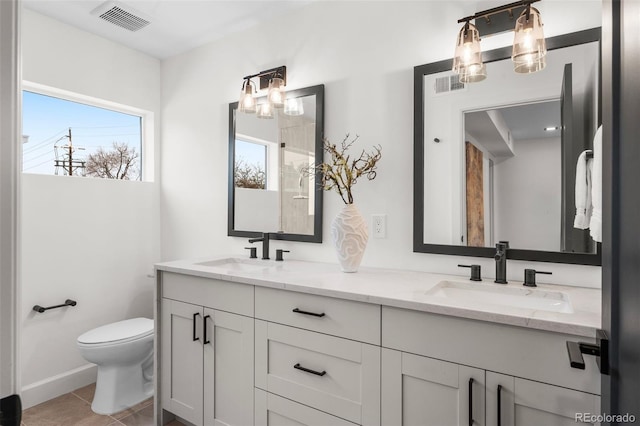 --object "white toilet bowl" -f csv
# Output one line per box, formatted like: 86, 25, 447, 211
77, 317, 154, 415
